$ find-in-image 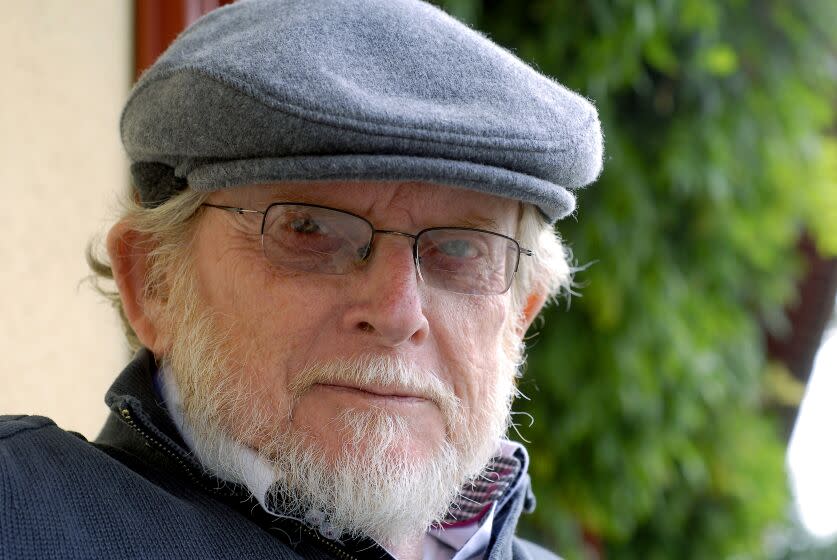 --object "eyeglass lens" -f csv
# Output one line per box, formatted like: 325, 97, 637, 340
261, 204, 520, 295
